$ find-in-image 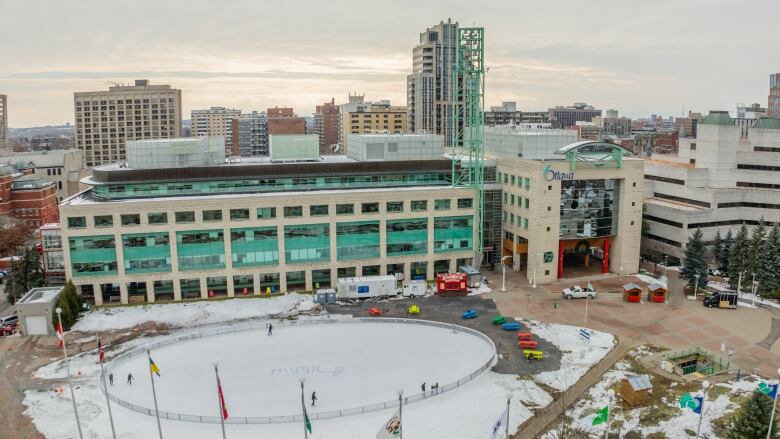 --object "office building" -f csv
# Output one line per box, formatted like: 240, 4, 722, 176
340, 99, 408, 153
74, 80, 182, 167
313, 99, 341, 154
0, 163, 59, 228
642, 111, 780, 262
0, 95, 8, 154
674, 112, 704, 139
267, 107, 306, 136
769, 73, 780, 118
592, 110, 632, 137
191, 107, 241, 155
2, 149, 90, 202
735, 103, 767, 140
407, 19, 460, 146
548, 103, 602, 129
232, 111, 268, 157
40, 224, 66, 285
484, 101, 549, 127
